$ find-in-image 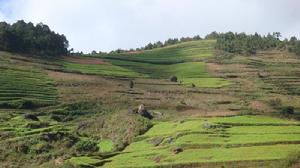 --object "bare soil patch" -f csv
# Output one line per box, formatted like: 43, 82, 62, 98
181, 109, 238, 117
63, 56, 109, 65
